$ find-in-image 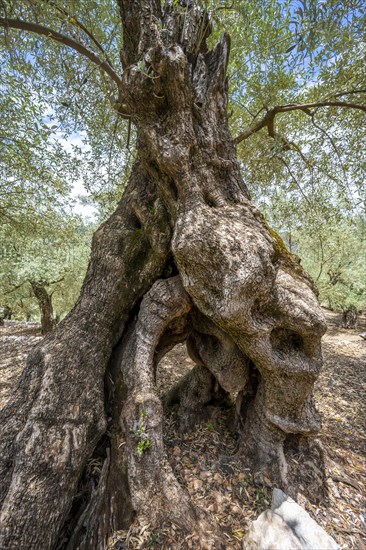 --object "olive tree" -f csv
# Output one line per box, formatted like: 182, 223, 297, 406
0, 1, 365, 547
